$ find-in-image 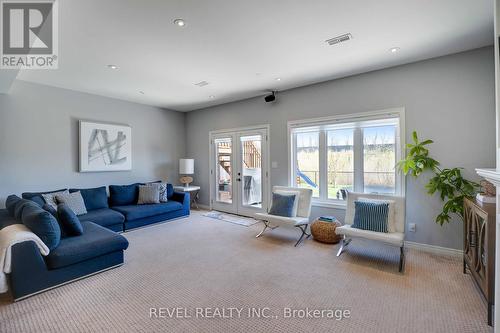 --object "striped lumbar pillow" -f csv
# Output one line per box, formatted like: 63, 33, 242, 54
352, 200, 389, 233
